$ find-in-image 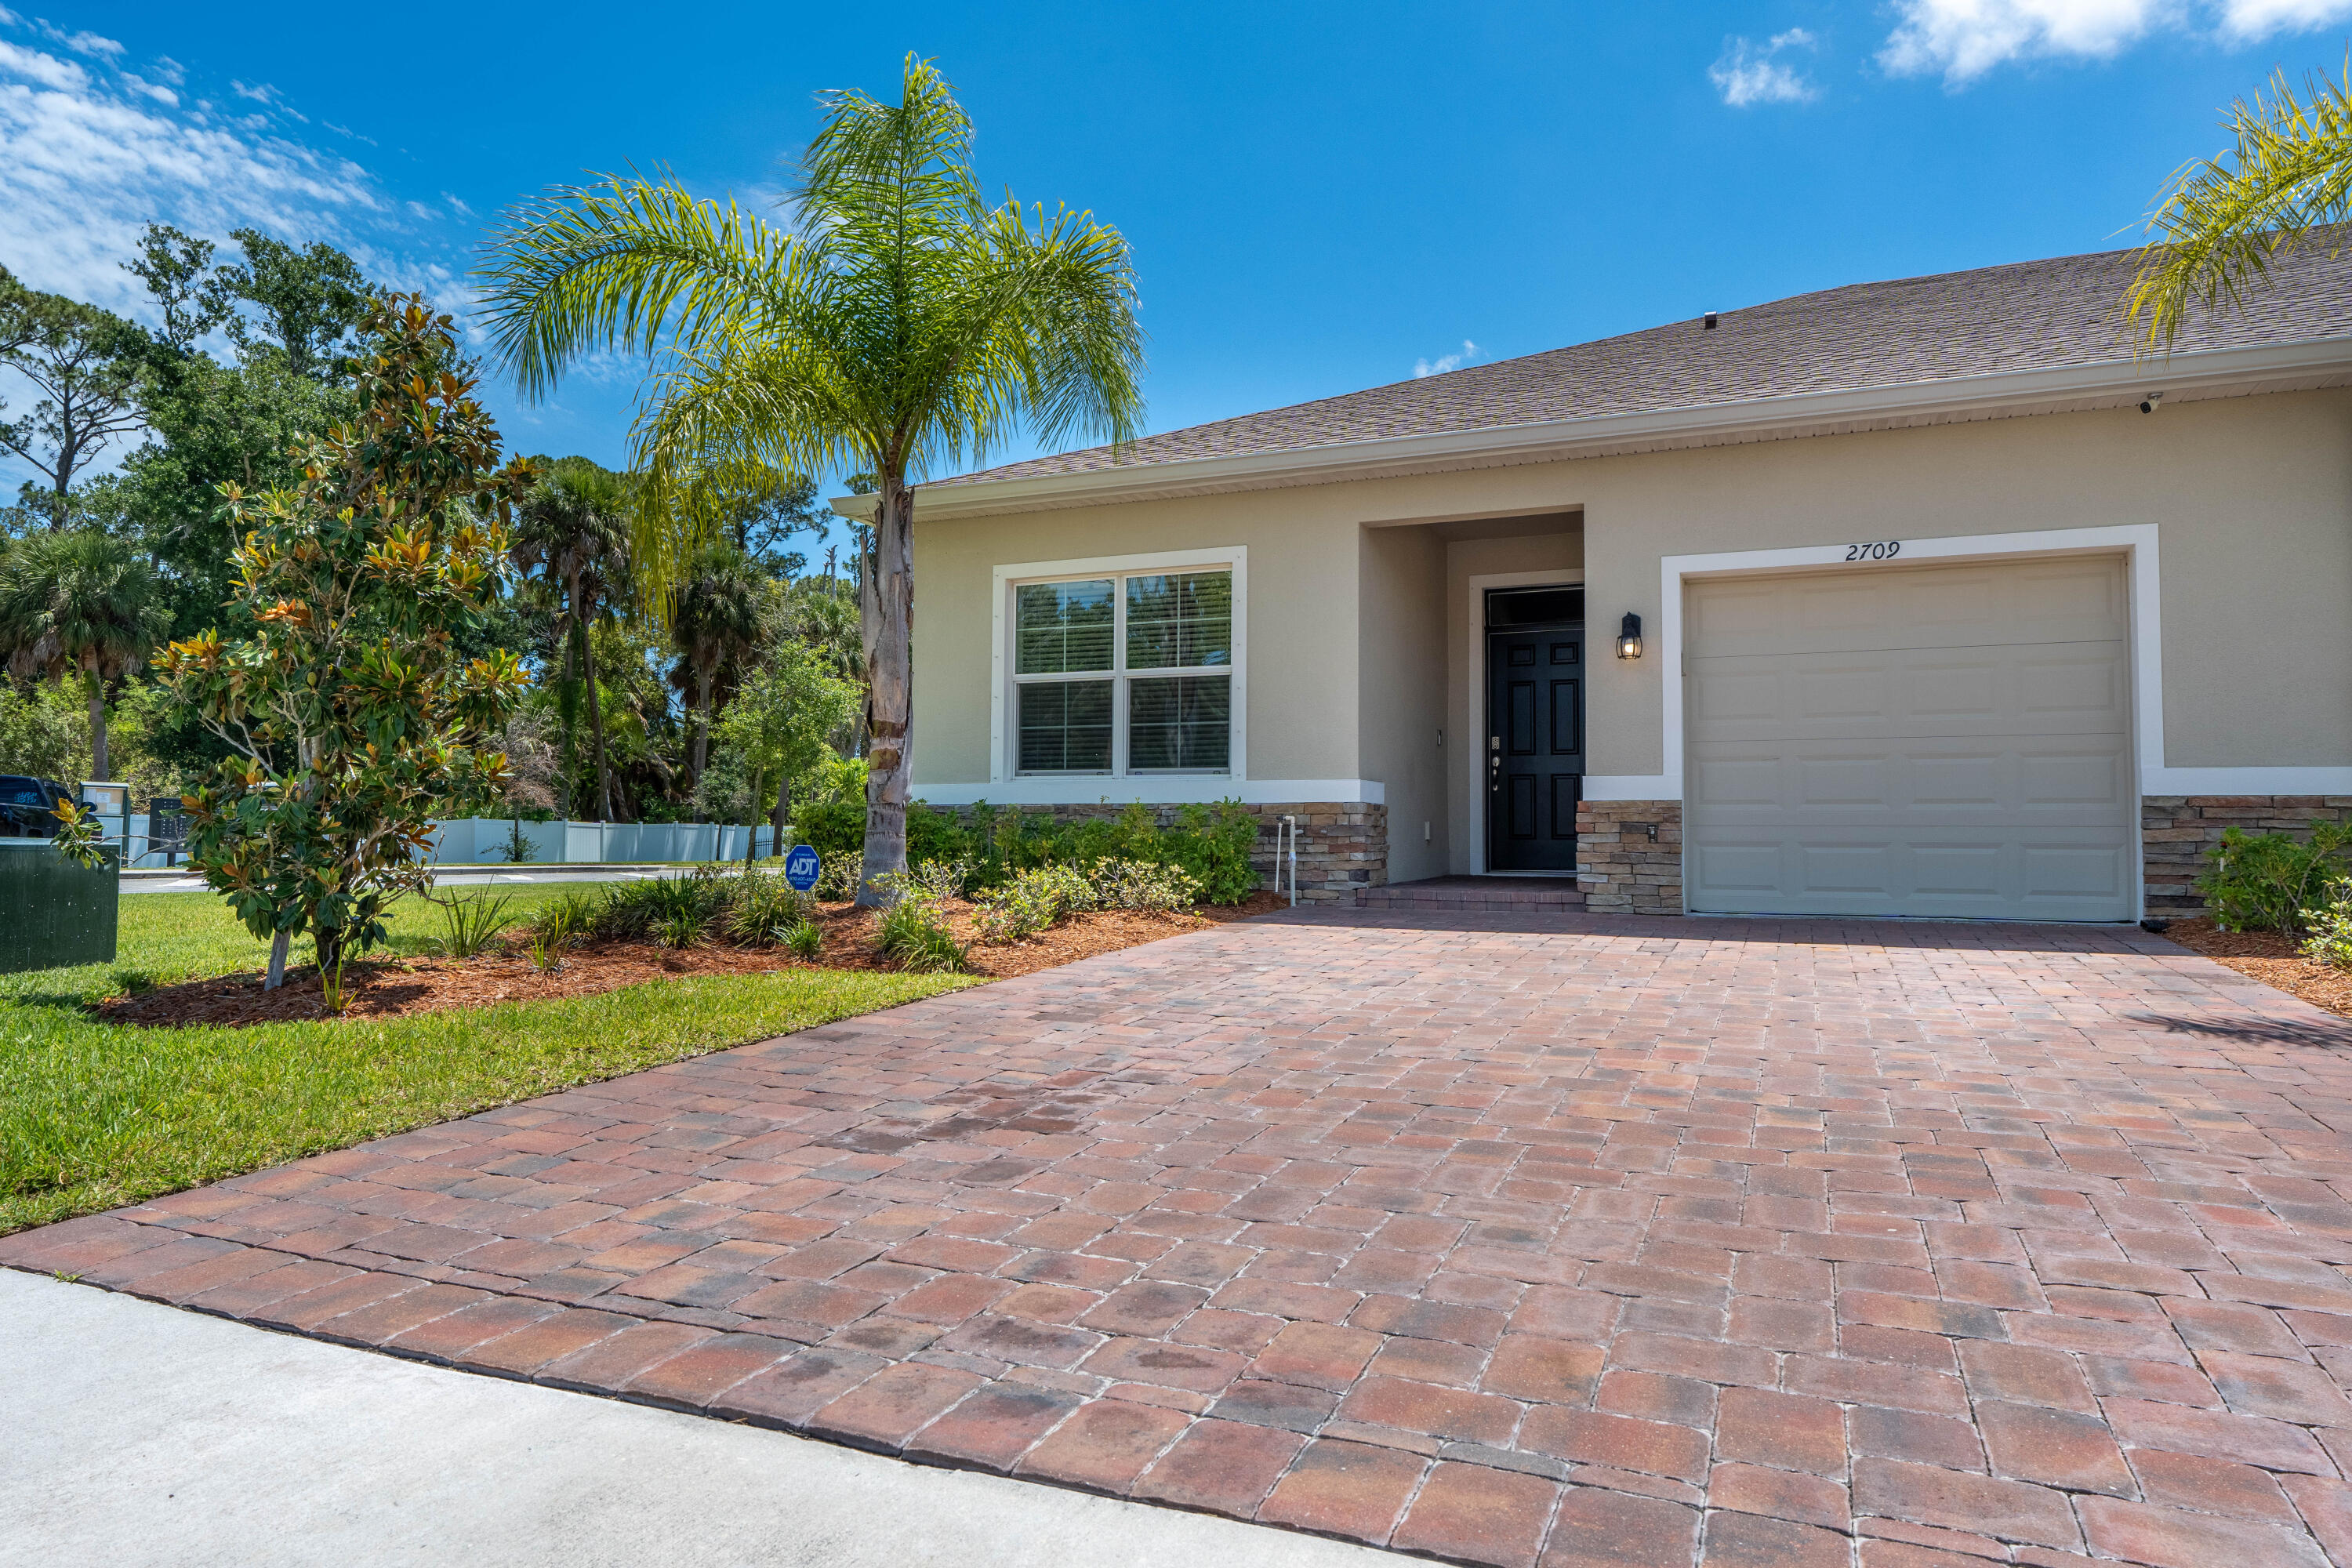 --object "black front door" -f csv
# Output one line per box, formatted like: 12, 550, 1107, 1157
1486, 627, 1583, 870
